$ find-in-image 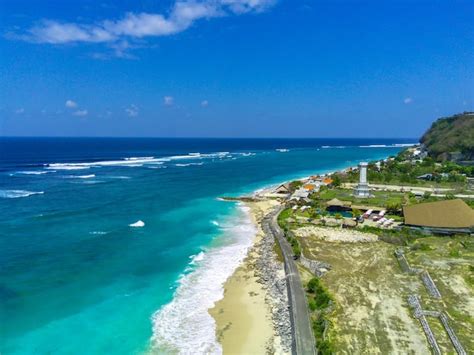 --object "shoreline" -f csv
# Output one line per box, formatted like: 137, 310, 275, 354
208, 199, 292, 354
208, 150, 408, 354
